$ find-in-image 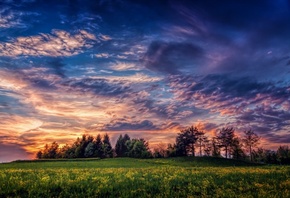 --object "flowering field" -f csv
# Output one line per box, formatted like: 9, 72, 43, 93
0, 158, 289, 197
